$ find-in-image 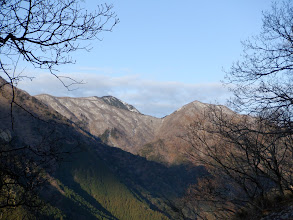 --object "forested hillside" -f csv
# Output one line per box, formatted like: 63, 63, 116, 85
0, 78, 170, 219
